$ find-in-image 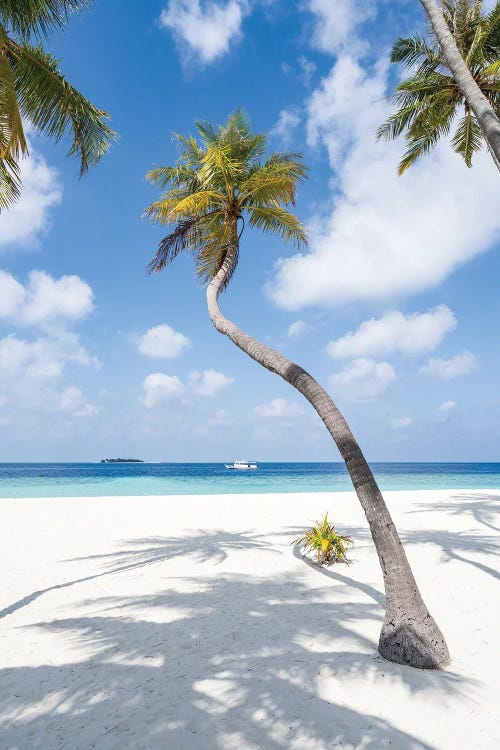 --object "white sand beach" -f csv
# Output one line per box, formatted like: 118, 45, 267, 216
0, 489, 499, 750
